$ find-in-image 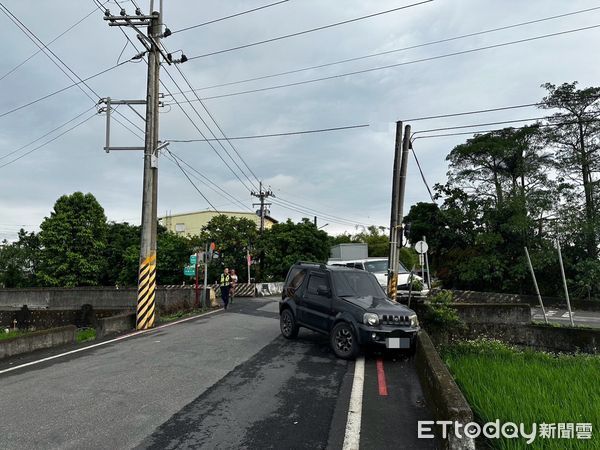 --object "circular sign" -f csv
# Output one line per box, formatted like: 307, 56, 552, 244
414, 240, 429, 254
